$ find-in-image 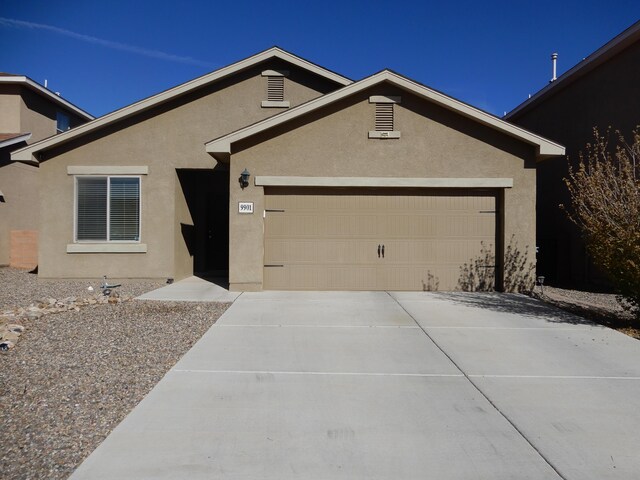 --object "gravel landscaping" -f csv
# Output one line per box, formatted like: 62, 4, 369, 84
533, 285, 640, 339
0, 268, 231, 479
